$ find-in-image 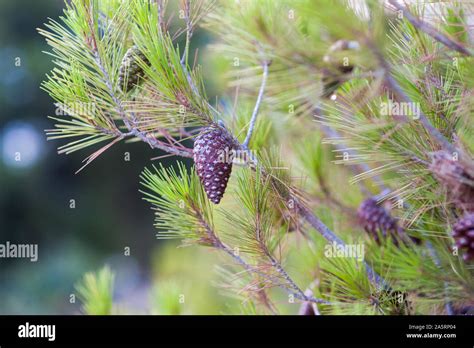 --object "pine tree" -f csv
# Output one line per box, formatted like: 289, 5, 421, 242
40, 0, 474, 315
